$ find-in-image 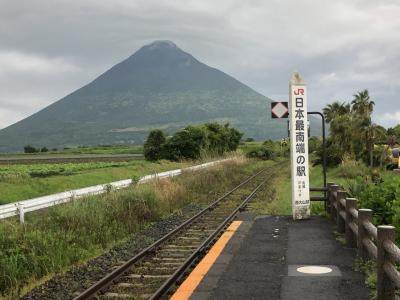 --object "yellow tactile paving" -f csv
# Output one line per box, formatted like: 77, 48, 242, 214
170, 220, 242, 299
